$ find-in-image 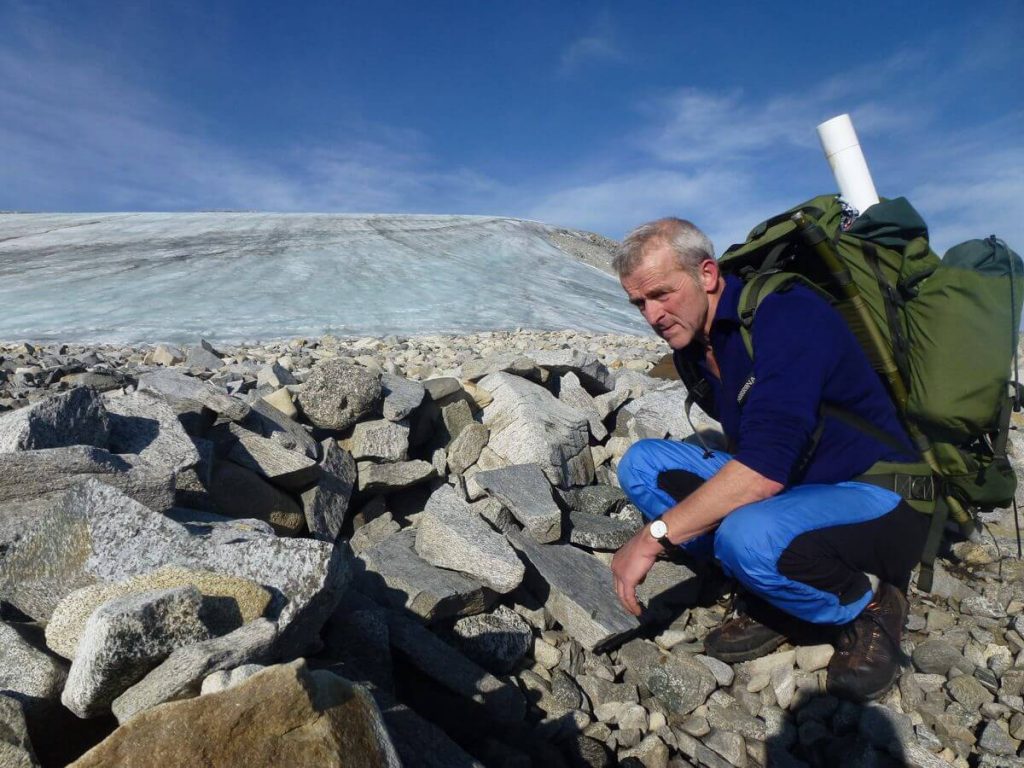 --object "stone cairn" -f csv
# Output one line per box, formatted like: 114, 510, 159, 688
0, 331, 1023, 768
